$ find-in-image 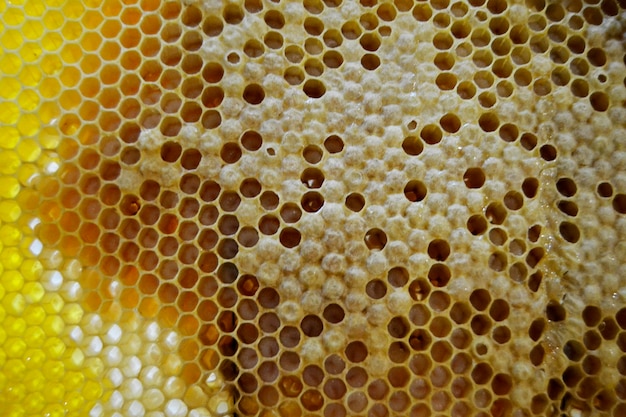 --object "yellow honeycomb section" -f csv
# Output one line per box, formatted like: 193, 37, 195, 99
1, 1, 626, 417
